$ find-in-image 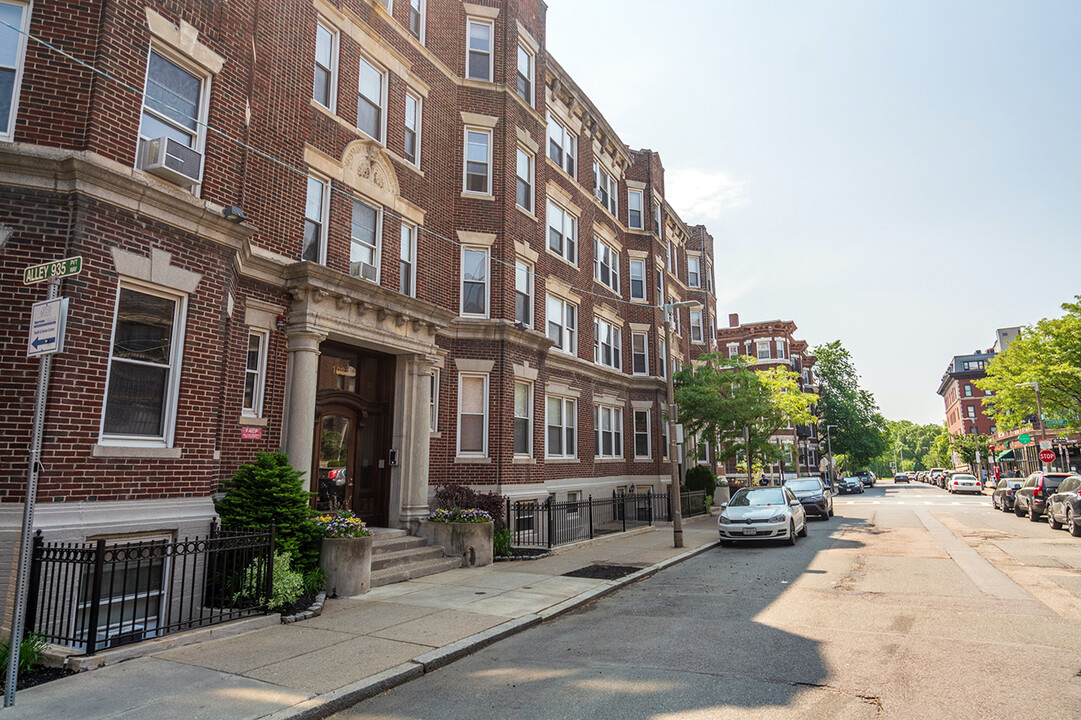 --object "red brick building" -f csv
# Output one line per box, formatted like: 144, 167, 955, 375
937, 351, 997, 437
0, 0, 720, 624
